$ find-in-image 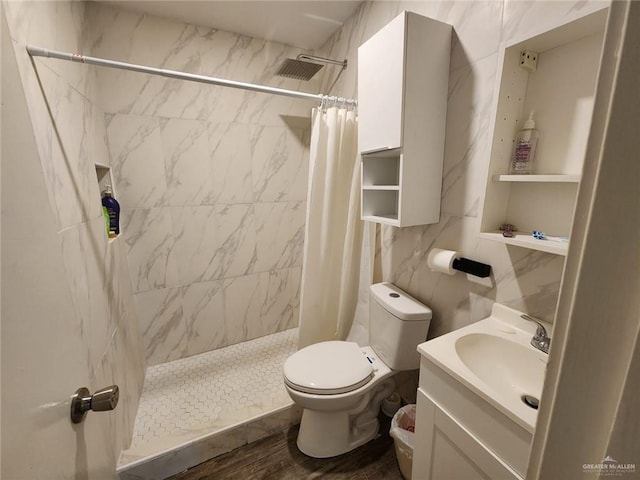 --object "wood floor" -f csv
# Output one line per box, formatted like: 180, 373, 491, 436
169, 414, 404, 480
